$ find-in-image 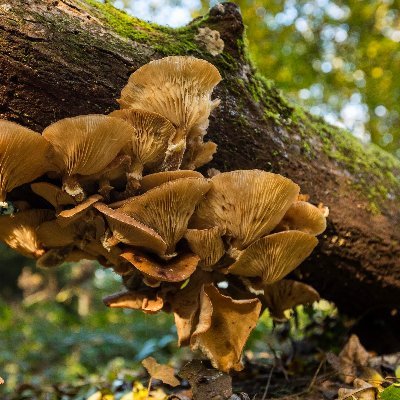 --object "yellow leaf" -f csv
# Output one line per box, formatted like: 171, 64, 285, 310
142, 357, 180, 387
